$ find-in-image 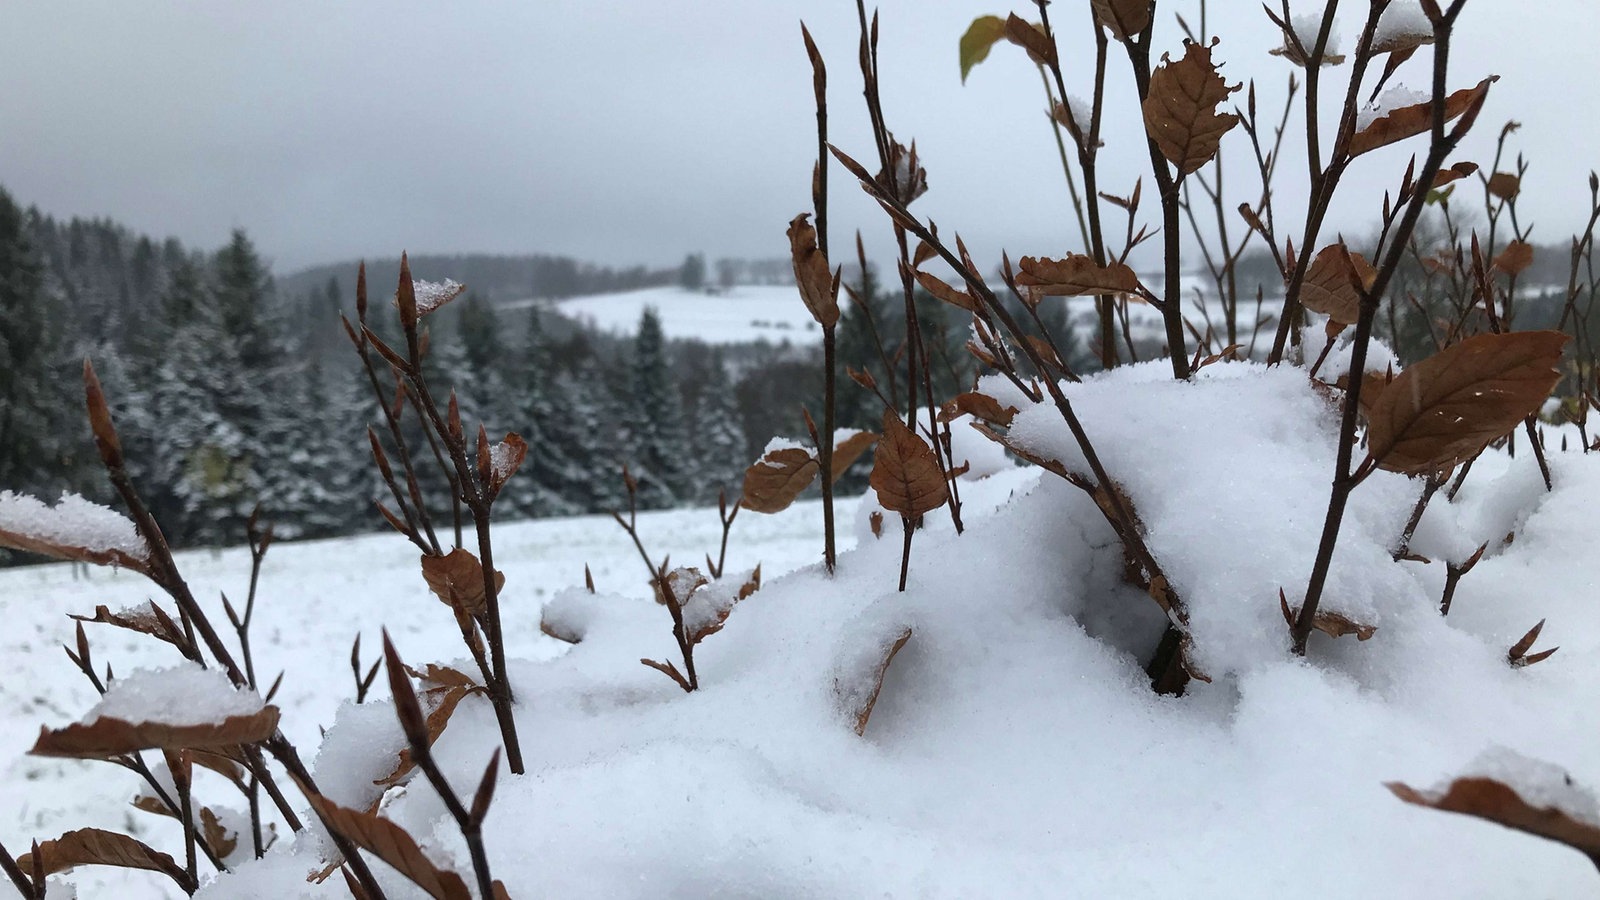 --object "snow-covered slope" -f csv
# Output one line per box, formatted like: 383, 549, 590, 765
504, 285, 822, 346
6, 362, 1599, 898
